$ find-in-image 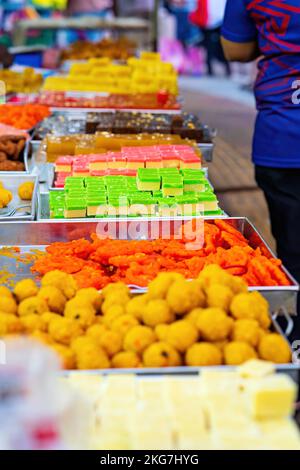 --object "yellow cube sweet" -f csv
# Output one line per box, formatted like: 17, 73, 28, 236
246, 374, 297, 420
238, 359, 275, 379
